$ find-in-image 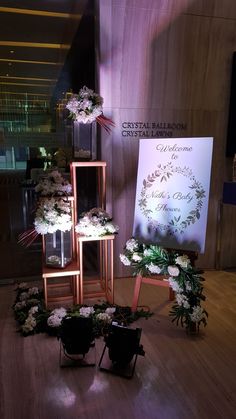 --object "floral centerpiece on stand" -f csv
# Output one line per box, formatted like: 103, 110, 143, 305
66, 86, 114, 133
120, 238, 208, 333
65, 86, 115, 160
19, 171, 72, 245
75, 208, 119, 237
34, 197, 72, 235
